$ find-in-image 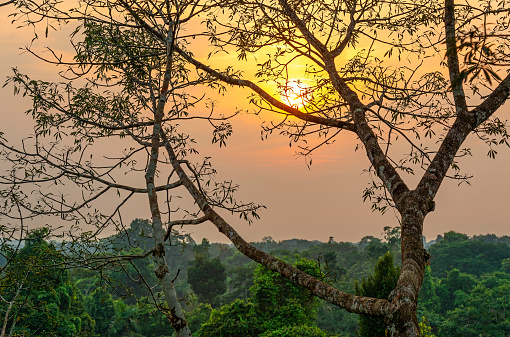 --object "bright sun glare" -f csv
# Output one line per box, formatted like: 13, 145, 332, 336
281, 80, 311, 108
